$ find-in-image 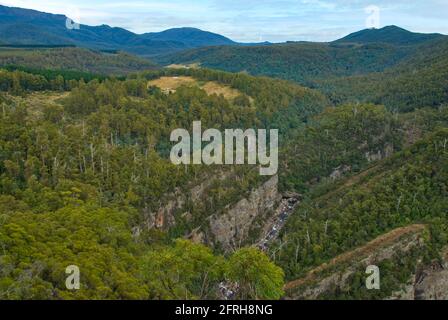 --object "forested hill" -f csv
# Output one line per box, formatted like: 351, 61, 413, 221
158, 26, 443, 82
157, 41, 412, 85
1, 6, 448, 301
278, 127, 448, 298
0, 66, 329, 299
334, 25, 444, 45
317, 37, 448, 112
0, 5, 236, 57
0, 47, 157, 75
160, 28, 448, 112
